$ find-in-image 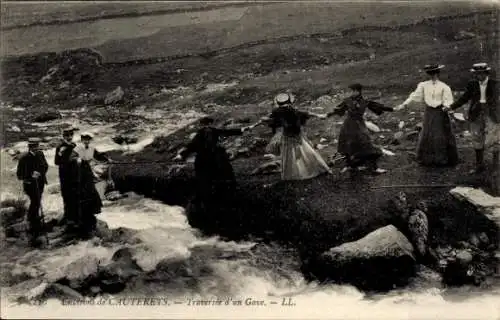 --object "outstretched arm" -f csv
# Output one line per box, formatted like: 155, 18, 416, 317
178, 131, 201, 159
306, 111, 327, 119
367, 101, 394, 115
327, 101, 348, 117
450, 82, 473, 111
395, 82, 424, 110
215, 128, 244, 136
93, 149, 110, 162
